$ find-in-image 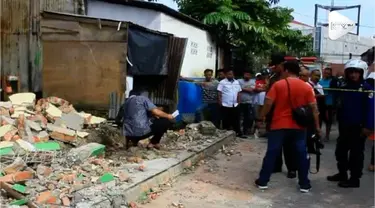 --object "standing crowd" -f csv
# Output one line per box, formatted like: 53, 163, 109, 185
183, 53, 374, 193
118, 52, 374, 194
